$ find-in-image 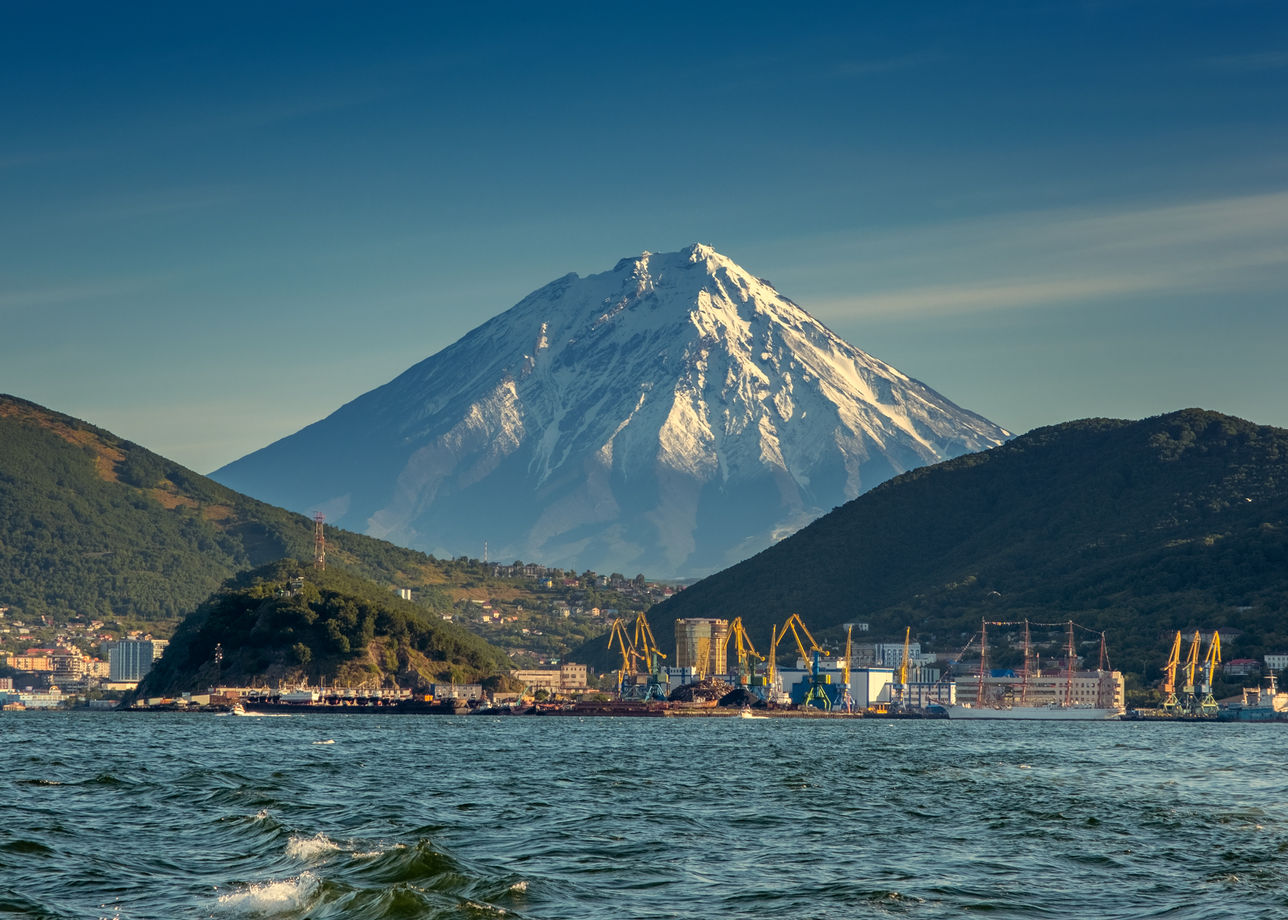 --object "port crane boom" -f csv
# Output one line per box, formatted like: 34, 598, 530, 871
1180, 630, 1202, 712
607, 614, 669, 701
1199, 631, 1222, 716
835, 625, 856, 712
724, 617, 764, 687
607, 618, 638, 698
770, 614, 831, 709
894, 626, 912, 710
630, 612, 669, 701
1161, 631, 1182, 712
